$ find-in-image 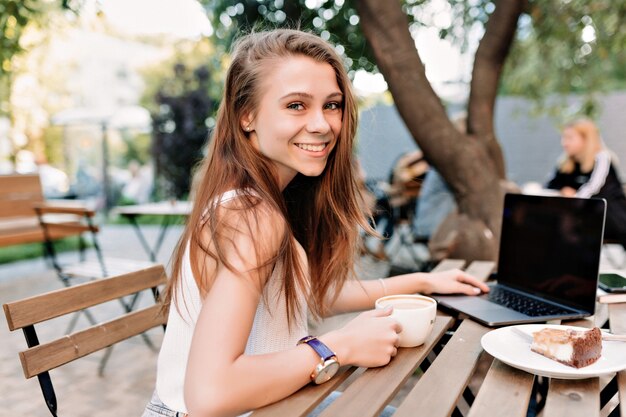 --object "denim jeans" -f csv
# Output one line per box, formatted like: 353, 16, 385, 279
141, 391, 187, 417
142, 390, 396, 417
